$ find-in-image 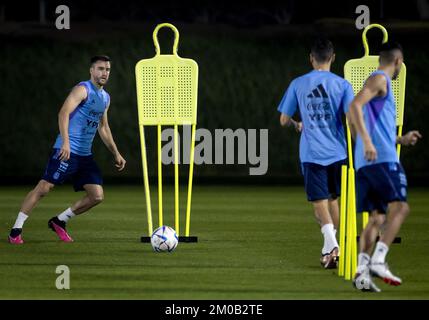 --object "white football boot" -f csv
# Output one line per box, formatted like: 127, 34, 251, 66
370, 263, 402, 286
